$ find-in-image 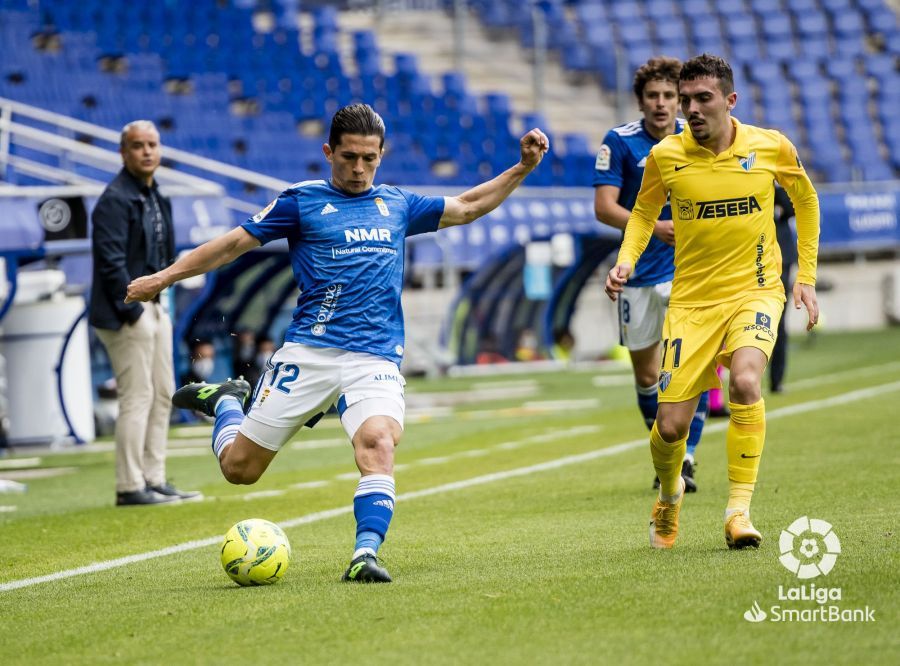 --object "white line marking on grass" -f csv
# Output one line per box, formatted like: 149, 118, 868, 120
0, 506, 17, 512
290, 480, 331, 490
3, 380, 899, 594
243, 490, 286, 500
785, 360, 900, 390
592, 375, 636, 387
168, 438, 213, 448
523, 399, 600, 410
0, 457, 41, 470
165, 449, 209, 458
